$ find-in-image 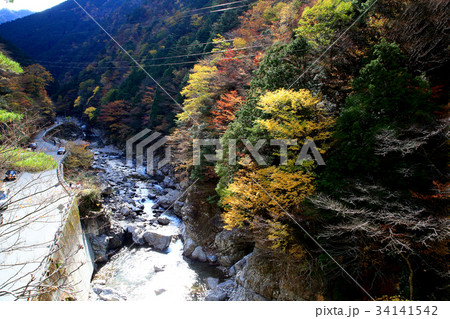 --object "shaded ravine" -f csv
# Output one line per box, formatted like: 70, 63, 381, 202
88, 151, 222, 301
